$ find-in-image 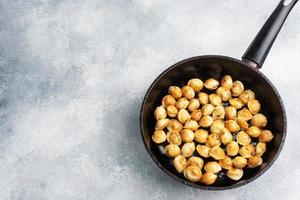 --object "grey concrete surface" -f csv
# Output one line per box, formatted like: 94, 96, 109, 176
0, 0, 299, 199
